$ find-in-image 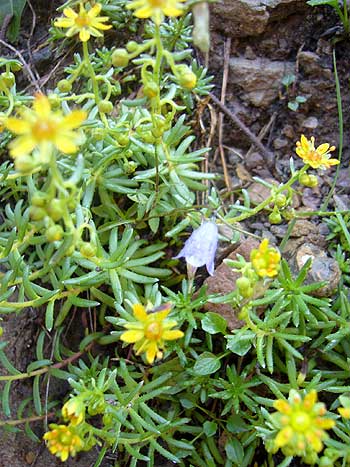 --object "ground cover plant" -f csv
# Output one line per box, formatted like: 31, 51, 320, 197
0, 1, 350, 466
